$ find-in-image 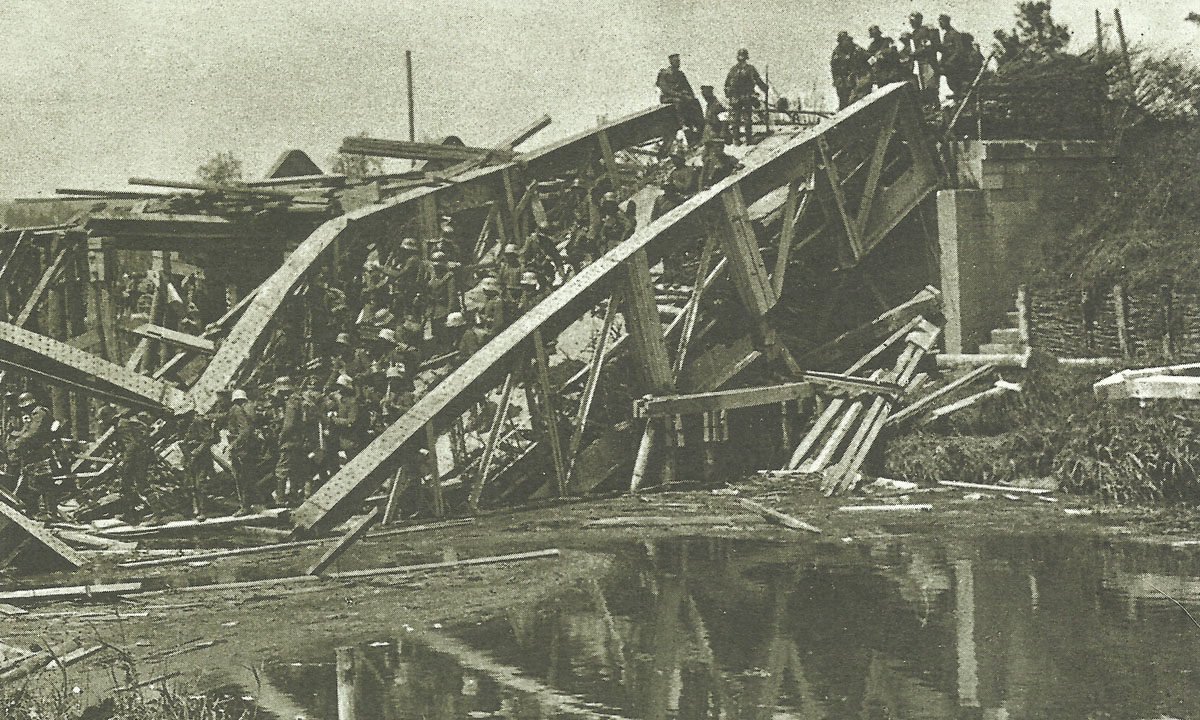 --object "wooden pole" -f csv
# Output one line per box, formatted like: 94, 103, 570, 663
1094, 9, 1105, 56
1161, 283, 1175, 359
1113, 284, 1132, 360
1016, 283, 1032, 348
424, 424, 444, 517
